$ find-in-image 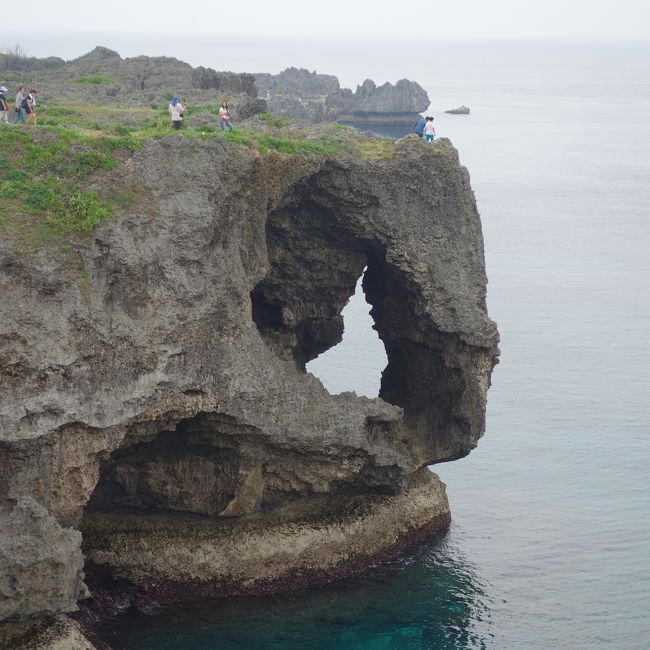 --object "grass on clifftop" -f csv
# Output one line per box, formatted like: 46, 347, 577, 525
0, 102, 393, 255
0, 125, 140, 251
72, 75, 116, 85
